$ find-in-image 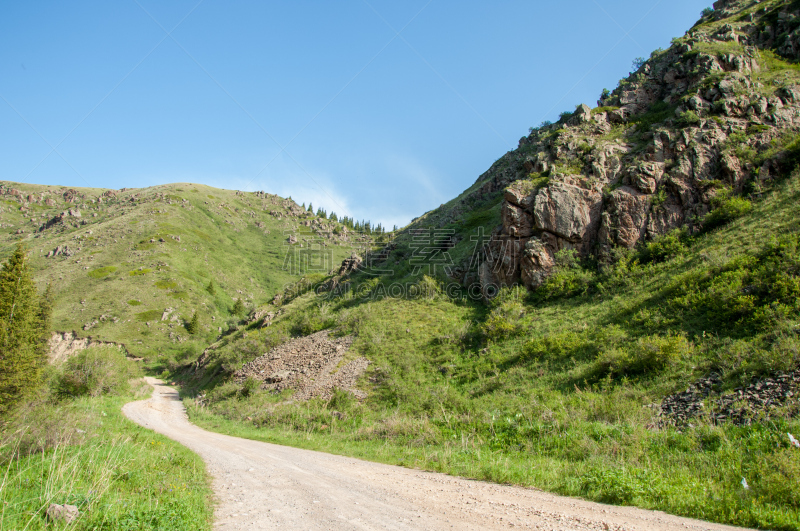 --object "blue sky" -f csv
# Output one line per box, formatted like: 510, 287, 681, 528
1, 0, 709, 229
